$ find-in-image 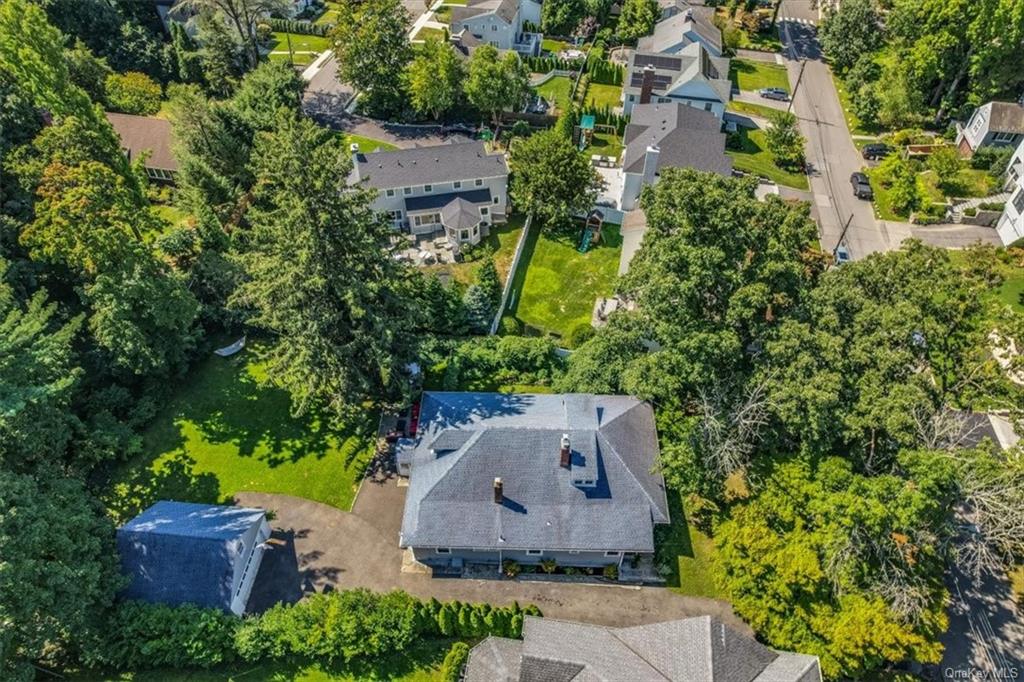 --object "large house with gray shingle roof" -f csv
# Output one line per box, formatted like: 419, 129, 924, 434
622, 42, 732, 117
349, 141, 509, 251
451, 0, 543, 56
640, 2, 724, 57
465, 615, 823, 681
397, 392, 669, 570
